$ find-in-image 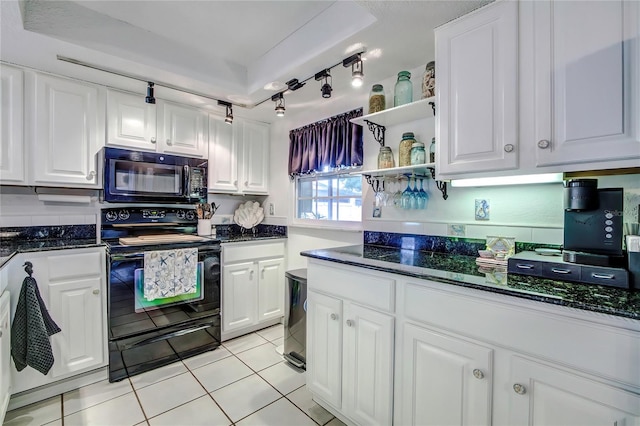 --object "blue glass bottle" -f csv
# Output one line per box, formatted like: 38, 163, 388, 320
394, 71, 413, 107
